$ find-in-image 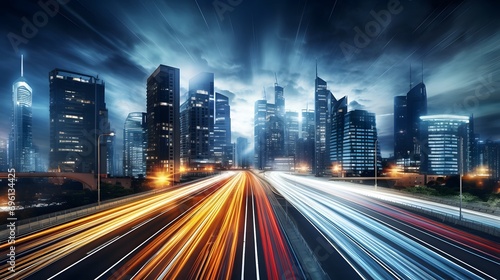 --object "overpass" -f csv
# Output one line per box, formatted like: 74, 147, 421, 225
0, 172, 96, 190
